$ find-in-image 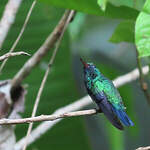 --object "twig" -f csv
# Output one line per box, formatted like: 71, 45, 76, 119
0, 109, 97, 125
13, 65, 148, 150
22, 10, 75, 150
136, 49, 150, 104
11, 10, 73, 91
0, 52, 30, 61
0, 0, 36, 73
0, 0, 23, 49
136, 146, 150, 150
